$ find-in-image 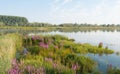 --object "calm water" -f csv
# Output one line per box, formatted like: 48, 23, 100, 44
34, 30, 120, 52
29, 30, 120, 73
1, 29, 120, 73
